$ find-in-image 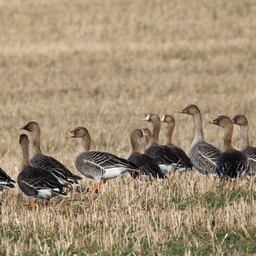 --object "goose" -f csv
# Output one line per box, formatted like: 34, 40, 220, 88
179, 104, 222, 175
21, 121, 82, 186
66, 126, 139, 193
0, 168, 15, 191
209, 115, 249, 180
143, 113, 188, 172
160, 114, 193, 170
18, 134, 68, 210
128, 128, 165, 180
232, 114, 256, 176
